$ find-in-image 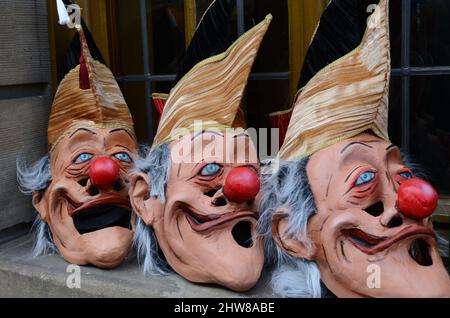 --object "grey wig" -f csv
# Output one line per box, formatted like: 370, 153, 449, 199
16, 153, 57, 257
258, 157, 322, 298
132, 143, 171, 275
